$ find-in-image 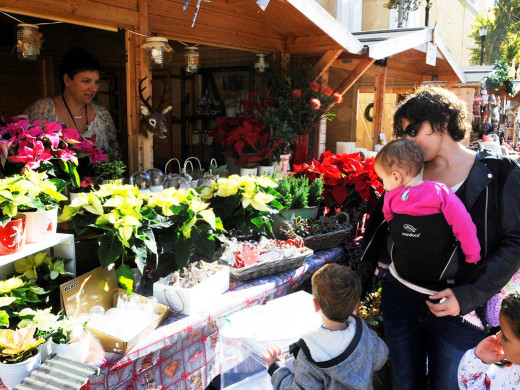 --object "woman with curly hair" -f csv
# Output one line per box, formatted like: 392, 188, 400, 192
358, 86, 520, 389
